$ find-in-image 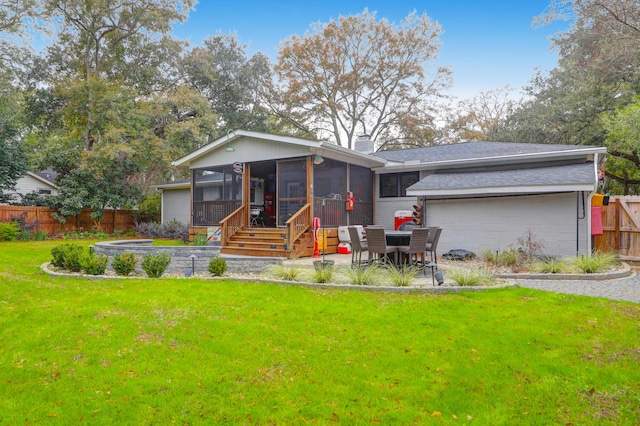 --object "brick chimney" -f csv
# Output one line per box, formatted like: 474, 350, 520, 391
354, 134, 375, 154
